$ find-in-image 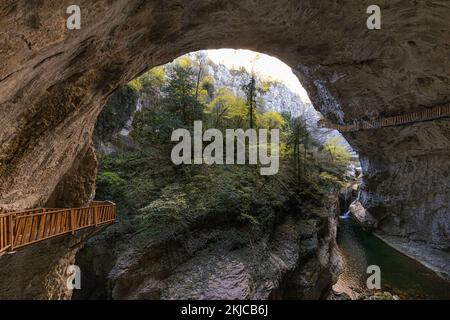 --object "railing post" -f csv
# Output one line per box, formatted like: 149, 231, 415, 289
9, 214, 14, 251
70, 209, 75, 235
94, 207, 98, 227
